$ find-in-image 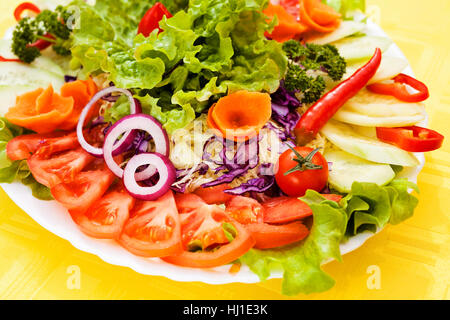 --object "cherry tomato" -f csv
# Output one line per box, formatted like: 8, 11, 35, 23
193, 184, 233, 205
275, 146, 329, 197
71, 184, 135, 239
118, 190, 182, 258
162, 193, 255, 268
51, 159, 116, 215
